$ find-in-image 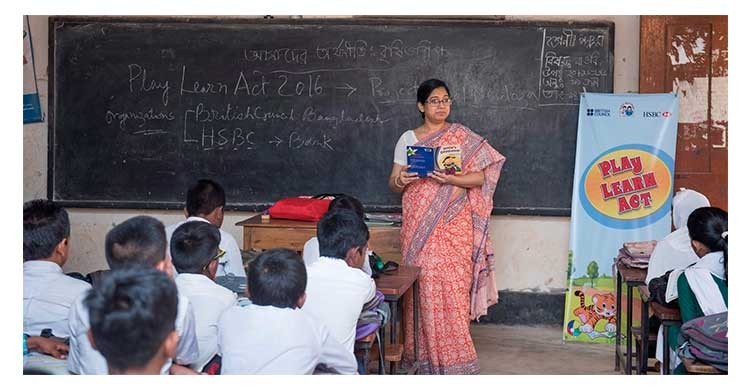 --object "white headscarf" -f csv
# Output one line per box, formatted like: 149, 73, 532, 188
645, 188, 710, 284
